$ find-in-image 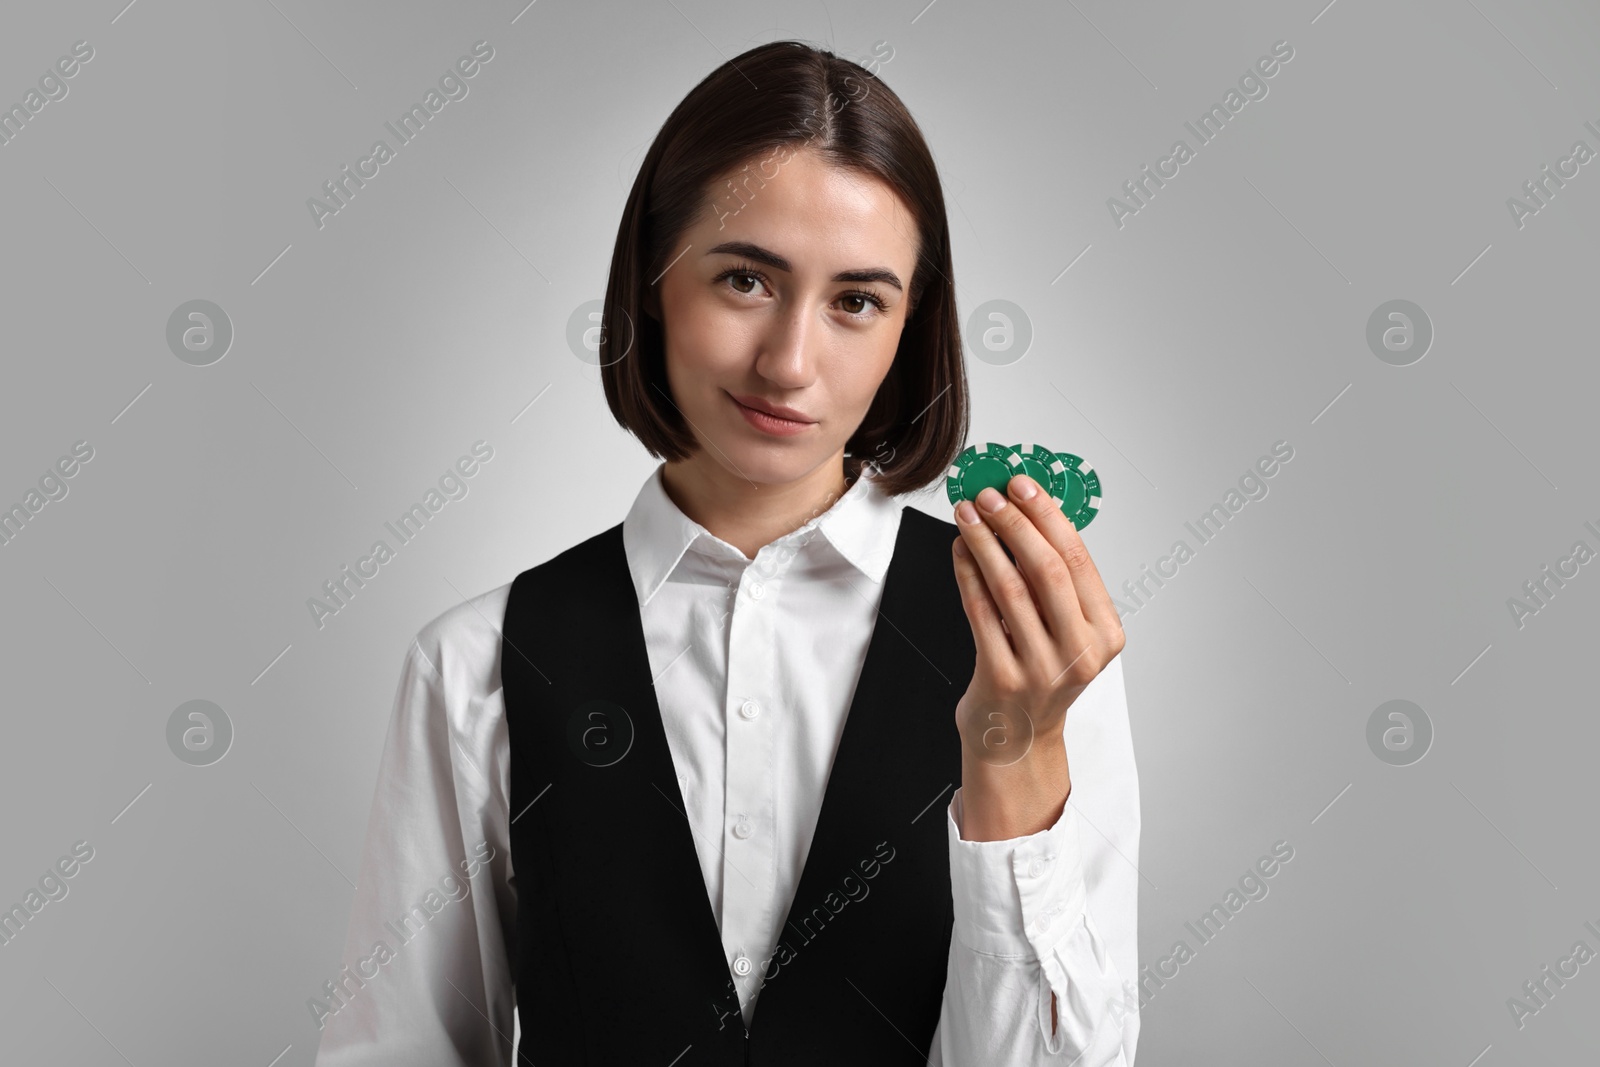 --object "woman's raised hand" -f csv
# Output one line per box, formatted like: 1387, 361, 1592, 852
950, 474, 1126, 773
